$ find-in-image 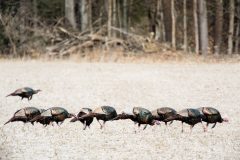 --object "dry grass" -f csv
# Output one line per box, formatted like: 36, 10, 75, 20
0, 61, 240, 159
1, 50, 240, 64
